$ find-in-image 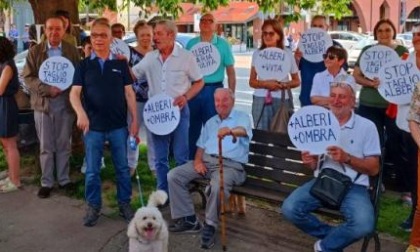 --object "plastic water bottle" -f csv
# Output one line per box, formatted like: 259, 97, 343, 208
129, 136, 138, 151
